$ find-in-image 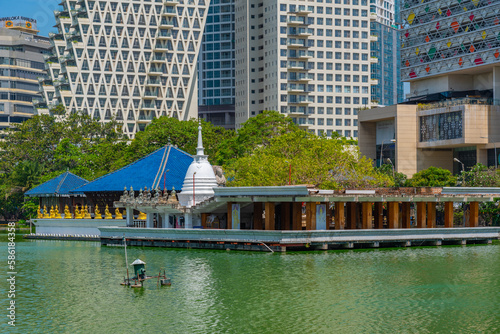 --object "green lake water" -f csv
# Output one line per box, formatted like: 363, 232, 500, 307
1, 235, 499, 333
